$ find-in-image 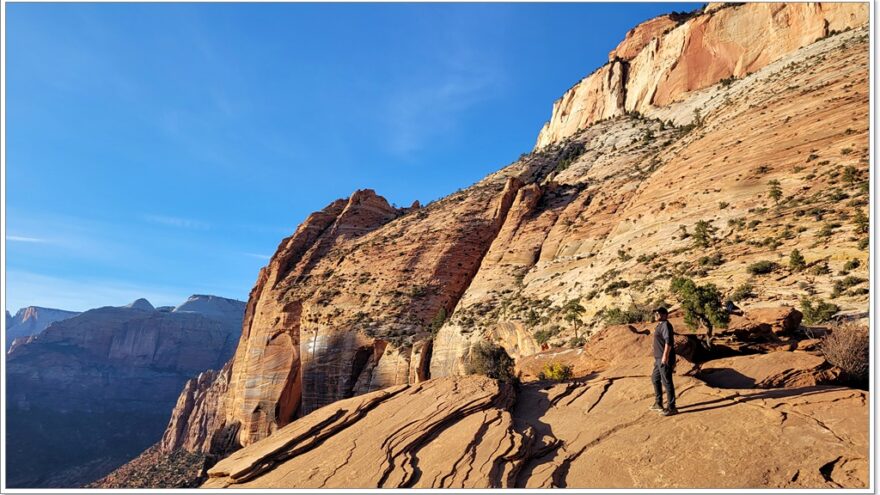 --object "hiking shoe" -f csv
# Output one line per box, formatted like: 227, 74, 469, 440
649, 403, 664, 411
661, 407, 678, 416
